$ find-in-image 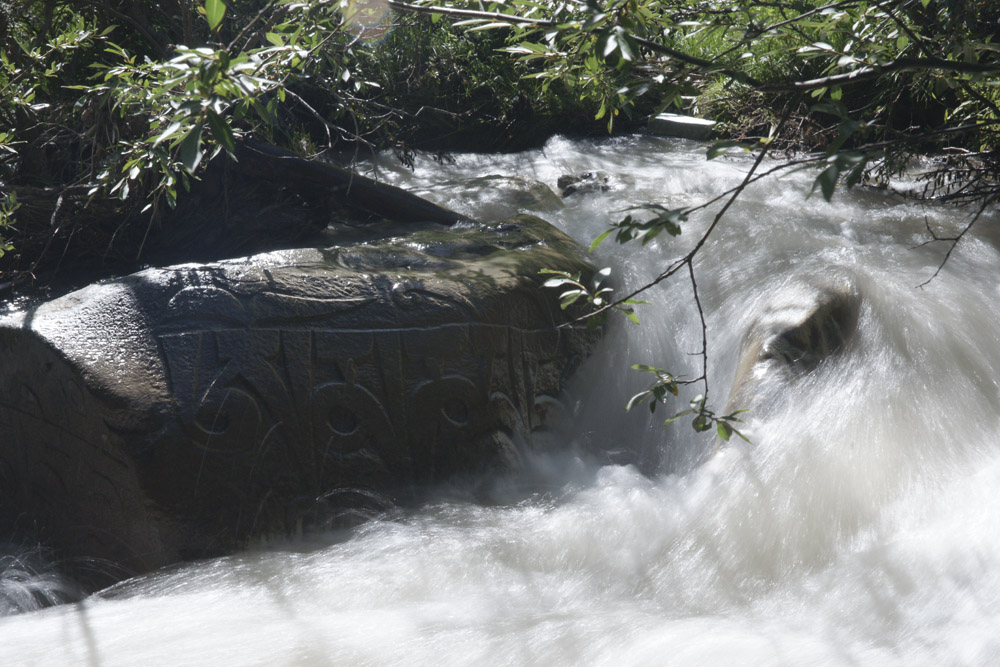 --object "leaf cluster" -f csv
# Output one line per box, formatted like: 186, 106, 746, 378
589, 203, 688, 250
540, 267, 646, 327
627, 364, 749, 442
